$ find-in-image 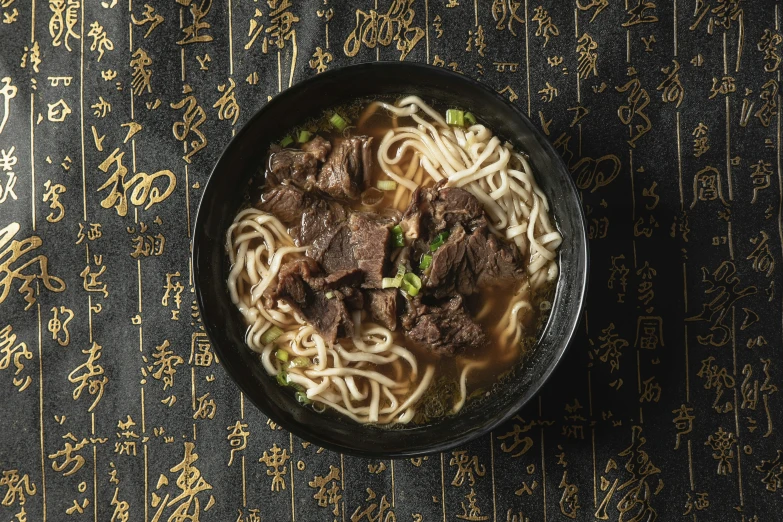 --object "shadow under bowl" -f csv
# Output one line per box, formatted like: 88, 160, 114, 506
193, 62, 588, 458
